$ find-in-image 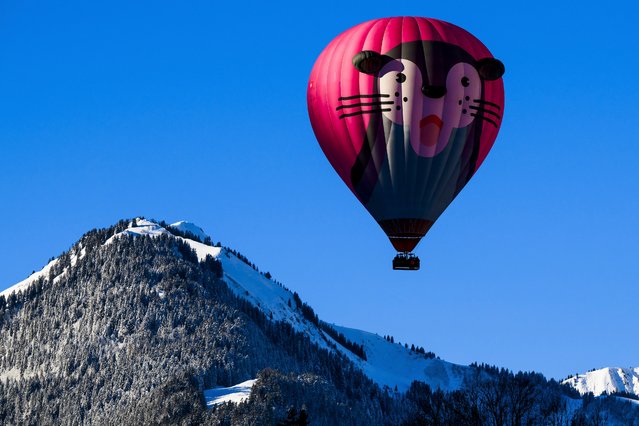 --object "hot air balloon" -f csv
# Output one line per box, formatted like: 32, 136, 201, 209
307, 17, 505, 270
